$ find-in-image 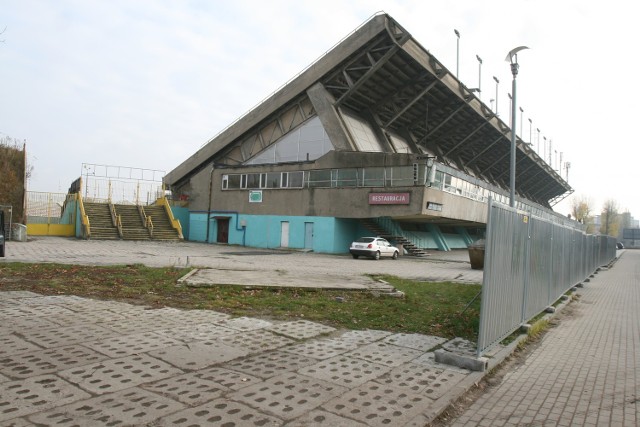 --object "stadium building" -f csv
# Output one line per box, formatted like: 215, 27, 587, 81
164, 13, 572, 254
